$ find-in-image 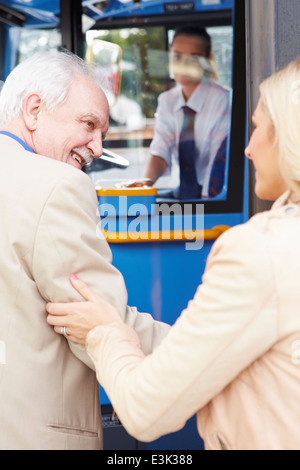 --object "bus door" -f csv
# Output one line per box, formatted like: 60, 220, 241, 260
84, 0, 247, 450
